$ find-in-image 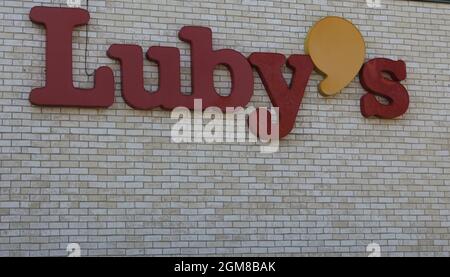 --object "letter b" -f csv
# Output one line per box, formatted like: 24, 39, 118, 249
179, 26, 253, 109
